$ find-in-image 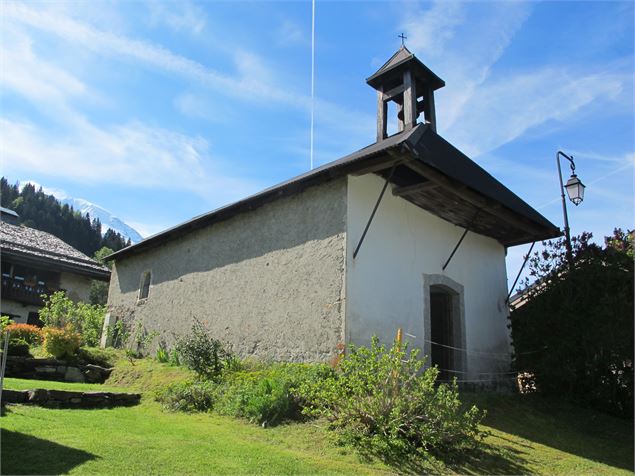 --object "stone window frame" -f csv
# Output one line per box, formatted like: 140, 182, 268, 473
422, 273, 467, 375
137, 270, 152, 302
